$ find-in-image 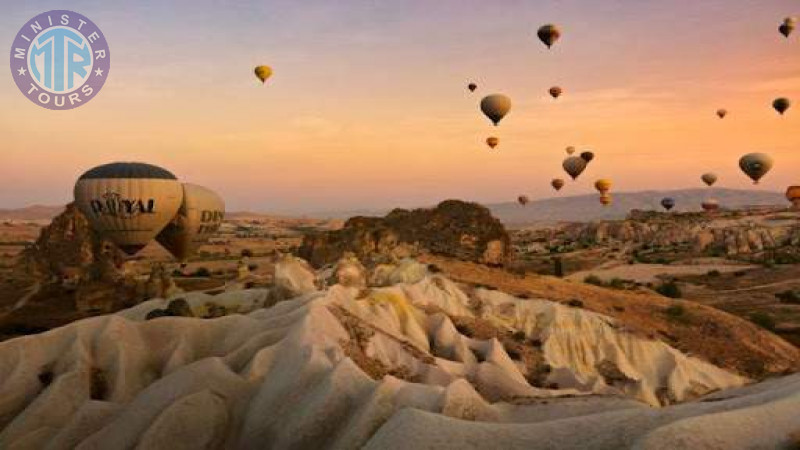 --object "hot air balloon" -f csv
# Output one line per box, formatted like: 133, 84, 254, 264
779, 17, 796, 38
480, 94, 512, 126
594, 179, 612, 194
156, 184, 225, 261
551, 178, 565, 191
565, 146, 575, 155
537, 24, 561, 49
549, 86, 562, 99
599, 194, 612, 206
716, 109, 727, 119
701, 172, 718, 187
580, 151, 595, 163
773, 97, 791, 115
486, 136, 499, 149
739, 153, 774, 184
254, 65, 272, 84
563, 156, 588, 180
786, 186, 800, 209
468, 83, 477, 92
701, 199, 719, 212
661, 197, 675, 211
74, 162, 184, 255
518, 195, 530, 206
